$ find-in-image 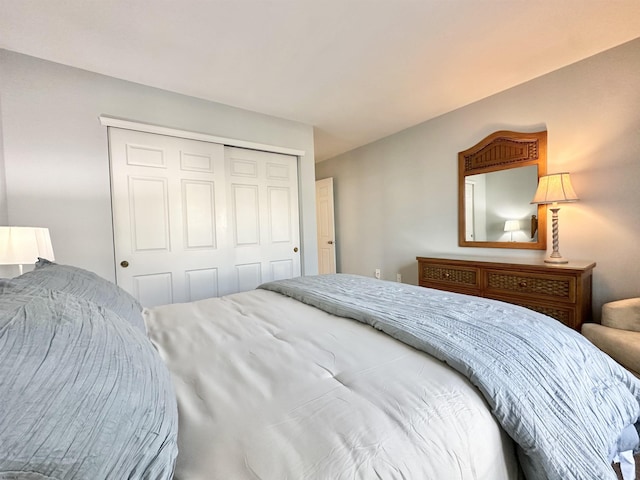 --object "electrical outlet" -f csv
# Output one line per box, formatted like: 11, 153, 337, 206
375, 268, 381, 279
396, 273, 402, 283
